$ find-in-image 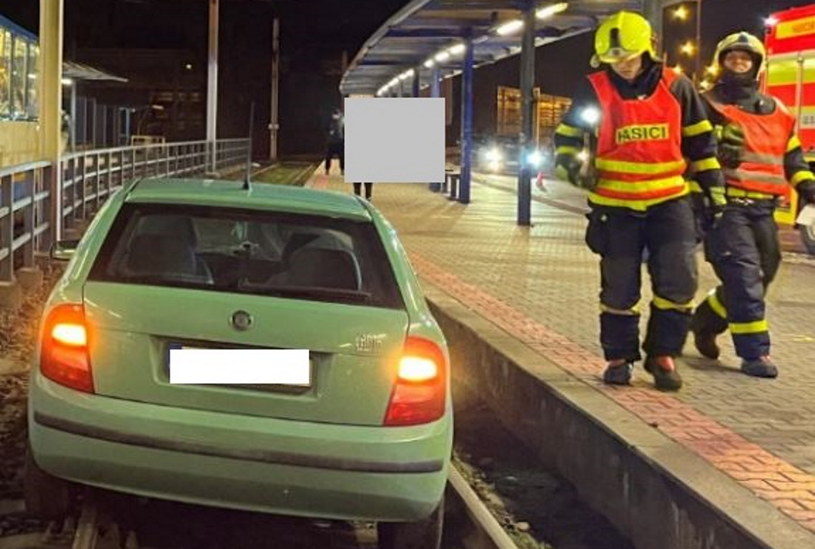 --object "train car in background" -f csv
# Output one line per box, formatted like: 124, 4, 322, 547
0, 14, 41, 168
765, 3, 815, 254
